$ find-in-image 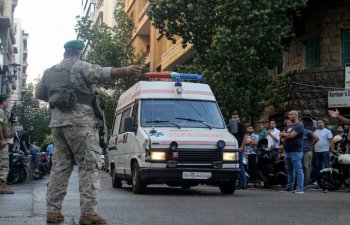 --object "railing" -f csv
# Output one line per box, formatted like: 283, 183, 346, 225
139, 1, 149, 21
